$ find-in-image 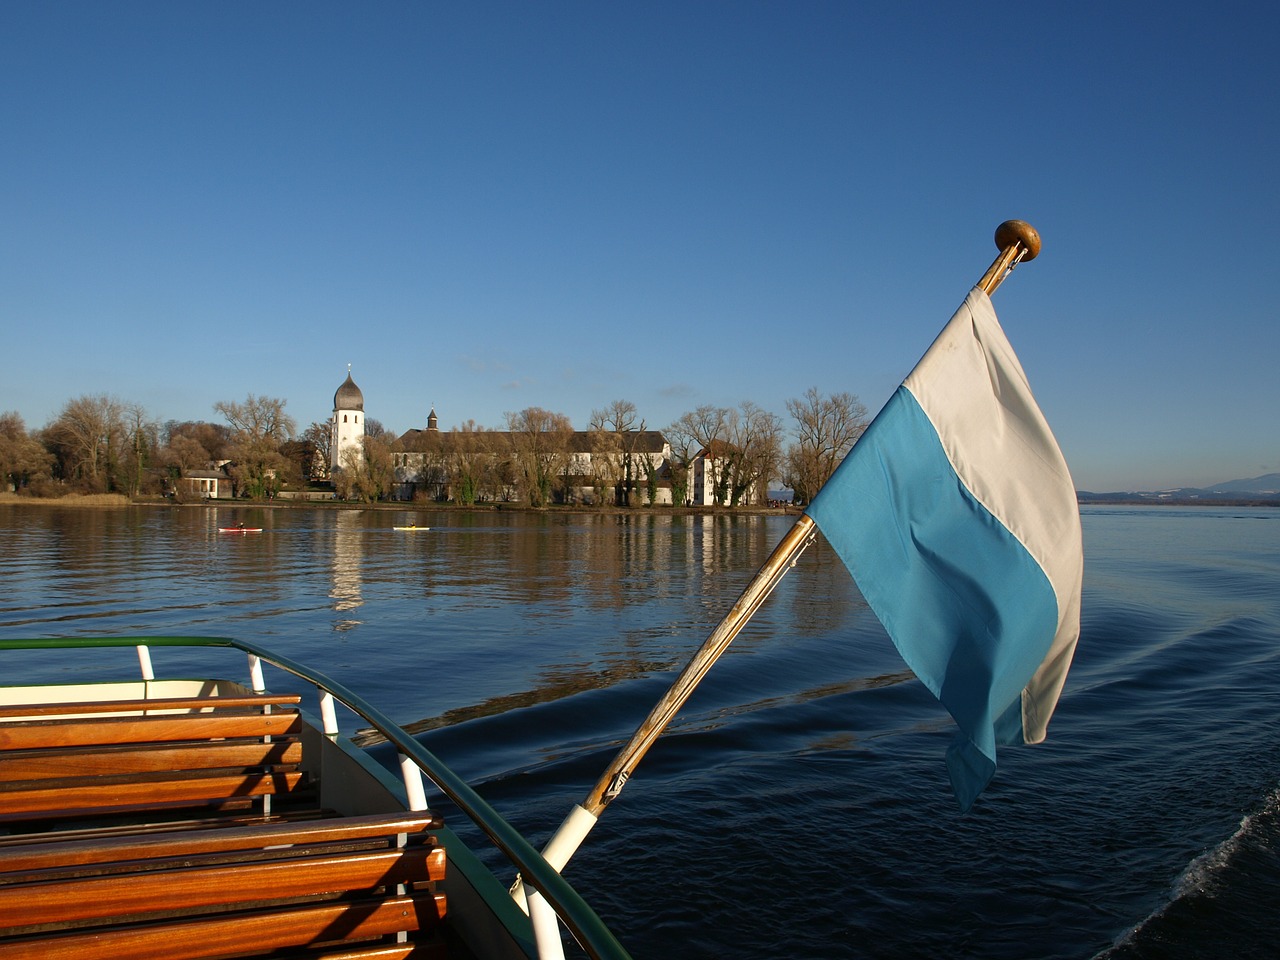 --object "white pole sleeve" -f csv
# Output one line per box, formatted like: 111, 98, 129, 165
511, 804, 599, 911
541, 804, 599, 871
527, 890, 567, 960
